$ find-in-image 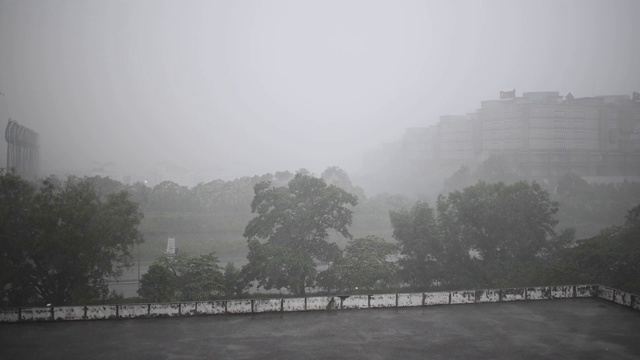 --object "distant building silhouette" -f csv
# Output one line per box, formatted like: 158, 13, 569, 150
4, 119, 39, 180
366, 91, 640, 185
